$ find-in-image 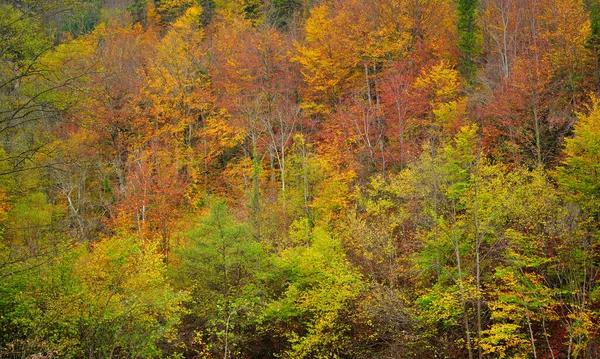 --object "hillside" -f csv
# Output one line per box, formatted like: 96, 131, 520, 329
1, 0, 600, 358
